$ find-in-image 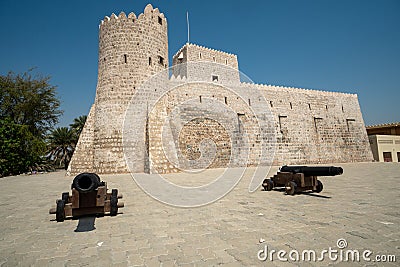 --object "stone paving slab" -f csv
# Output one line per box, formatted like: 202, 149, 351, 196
0, 163, 399, 266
